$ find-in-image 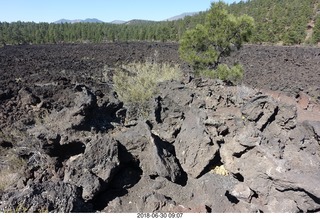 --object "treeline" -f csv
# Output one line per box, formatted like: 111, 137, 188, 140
0, 14, 206, 45
228, 0, 320, 45
0, 0, 320, 46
